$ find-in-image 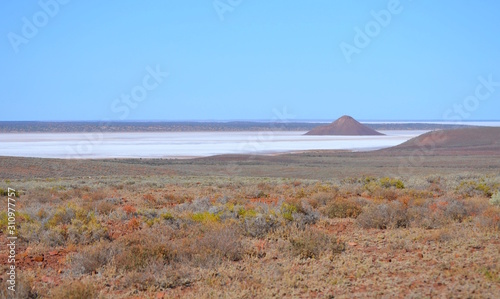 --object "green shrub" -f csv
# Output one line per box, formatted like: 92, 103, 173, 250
490, 192, 500, 207
161, 212, 174, 220
363, 178, 405, 195
237, 207, 257, 218
190, 211, 220, 223
145, 217, 161, 227
46, 204, 87, 228
280, 203, 298, 221
342, 176, 376, 185
0, 188, 20, 197
19, 221, 43, 244
379, 177, 405, 189
67, 217, 109, 245
456, 180, 493, 197
0, 212, 7, 232
0, 212, 33, 235
45, 204, 108, 245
